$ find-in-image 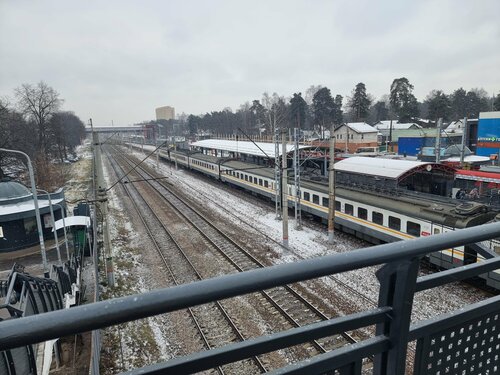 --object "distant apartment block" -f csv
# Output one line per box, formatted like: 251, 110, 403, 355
156, 106, 175, 121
